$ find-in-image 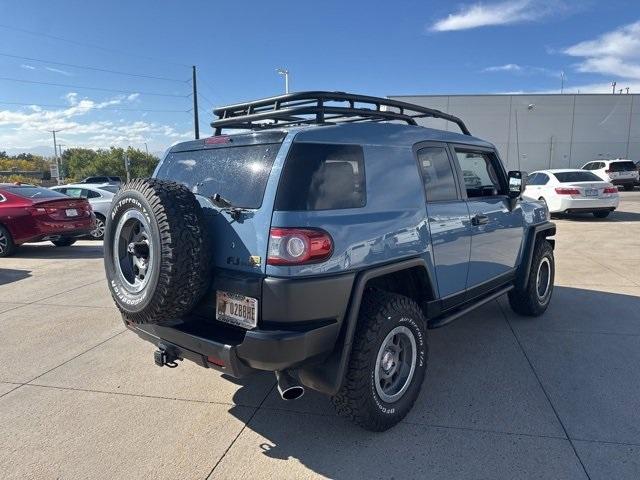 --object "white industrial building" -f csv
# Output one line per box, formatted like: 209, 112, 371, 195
389, 94, 639, 172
